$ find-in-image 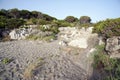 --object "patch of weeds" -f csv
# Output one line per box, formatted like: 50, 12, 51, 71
43, 35, 56, 42
92, 44, 120, 80
26, 35, 41, 40
2, 58, 11, 64
23, 57, 45, 80
26, 34, 56, 42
